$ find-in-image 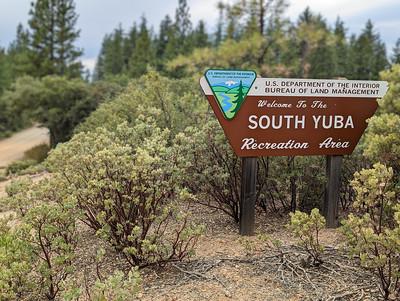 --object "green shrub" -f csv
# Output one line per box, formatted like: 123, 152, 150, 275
362, 114, 400, 175
341, 163, 400, 300
0, 220, 34, 300
0, 168, 6, 181
288, 208, 326, 266
24, 143, 50, 162
22, 201, 78, 300
4, 177, 33, 216
3, 176, 80, 300
379, 64, 400, 115
47, 119, 203, 267
17, 163, 47, 176
91, 269, 141, 301
62, 268, 141, 301
174, 119, 242, 222
6, 158, 36, 175
76, 71, 207, 136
